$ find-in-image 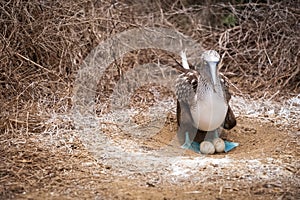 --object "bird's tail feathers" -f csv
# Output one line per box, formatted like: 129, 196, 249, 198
181, 50, 190, 69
